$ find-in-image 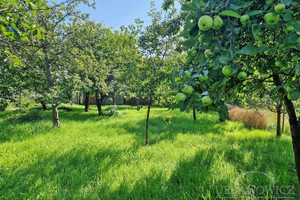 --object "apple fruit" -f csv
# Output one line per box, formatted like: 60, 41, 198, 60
184, 71, 192, 78
182, 85, 194, 94
264, 13, 280, 25
237, 72, 247, 80
202, 96, 213, 106
212, 16, 223, 29
274, 3, 286, 13
285, 25, 295, 34
198, 15, 214, 31
222, 65, 234, 76
199, 74, 208, 81
175, 93, 187, 103
204, 49, 213, 58
286, 87, 294, 92
240, 15, 250, 25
